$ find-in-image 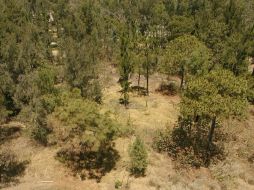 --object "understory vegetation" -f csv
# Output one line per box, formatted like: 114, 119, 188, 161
49, 89, 120, 180
0, 0, 254, 188
129, 137, 148, 177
